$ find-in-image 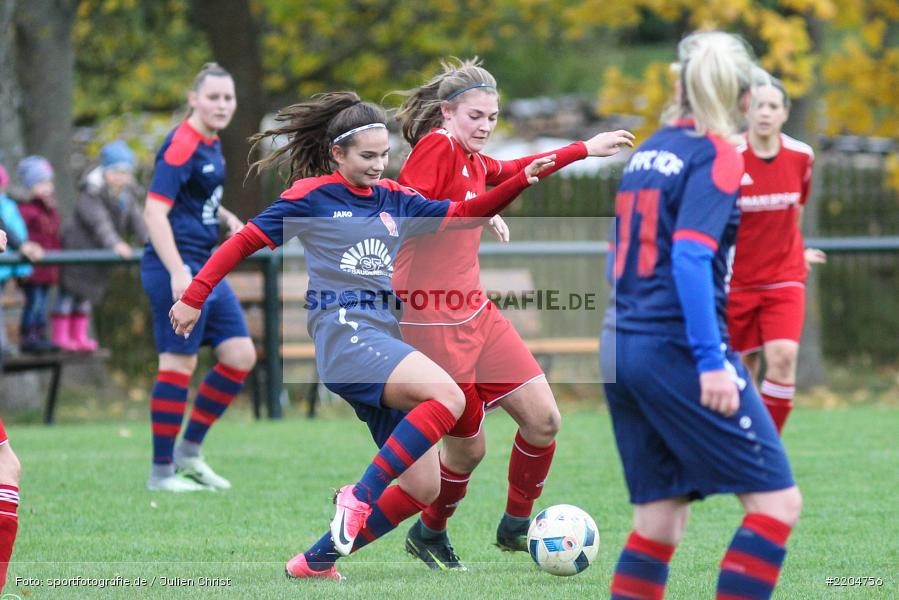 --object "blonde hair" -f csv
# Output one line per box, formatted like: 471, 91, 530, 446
394, 57, 498, 147
663, 31, 762, 140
